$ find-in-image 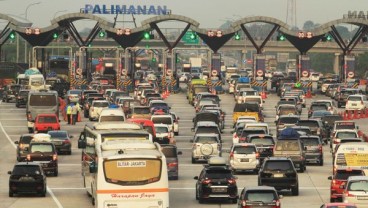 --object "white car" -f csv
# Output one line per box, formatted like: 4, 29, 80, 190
342, 176, 368, 206
309, 72, 320, 82
332, 129, 359, 152
345, 94, 368, 111
89, 100, 109, 121
228, 143, 259, 173
191, 133, 221, 163
154, 123, 175, 144
170, 112, 180, 136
